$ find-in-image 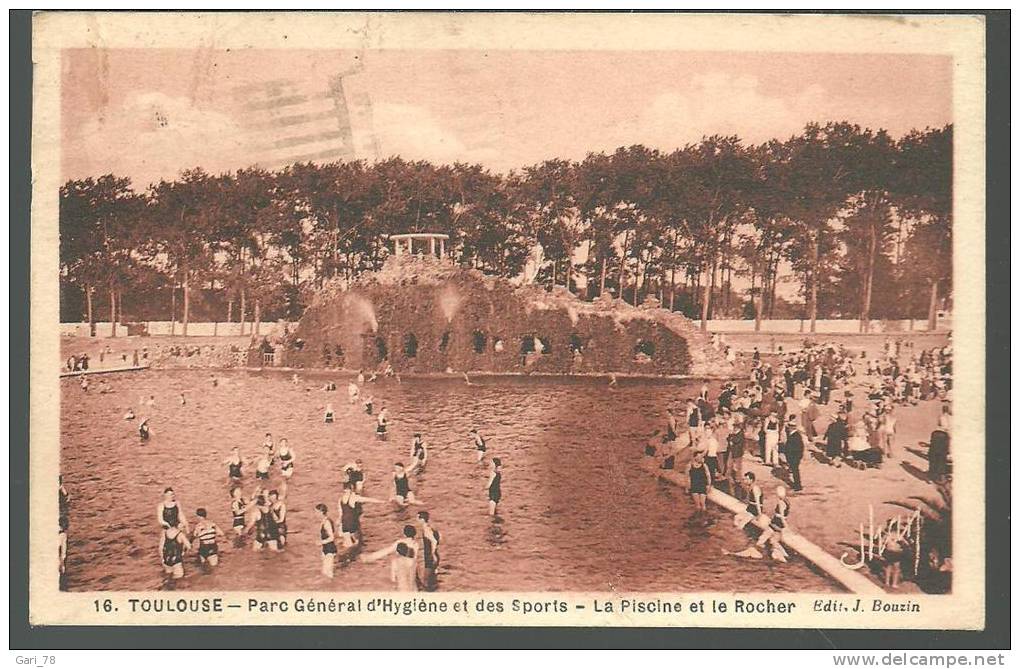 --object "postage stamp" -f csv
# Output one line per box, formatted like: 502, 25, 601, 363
29, 12, 986, 629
